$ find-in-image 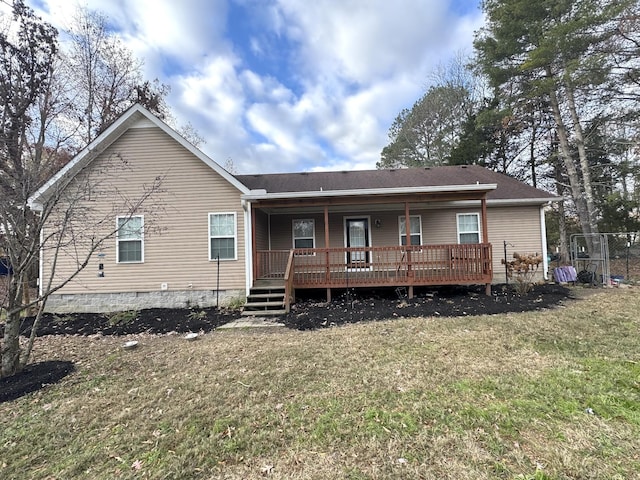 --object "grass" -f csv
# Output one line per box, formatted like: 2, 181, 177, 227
1, 287, 639, 479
